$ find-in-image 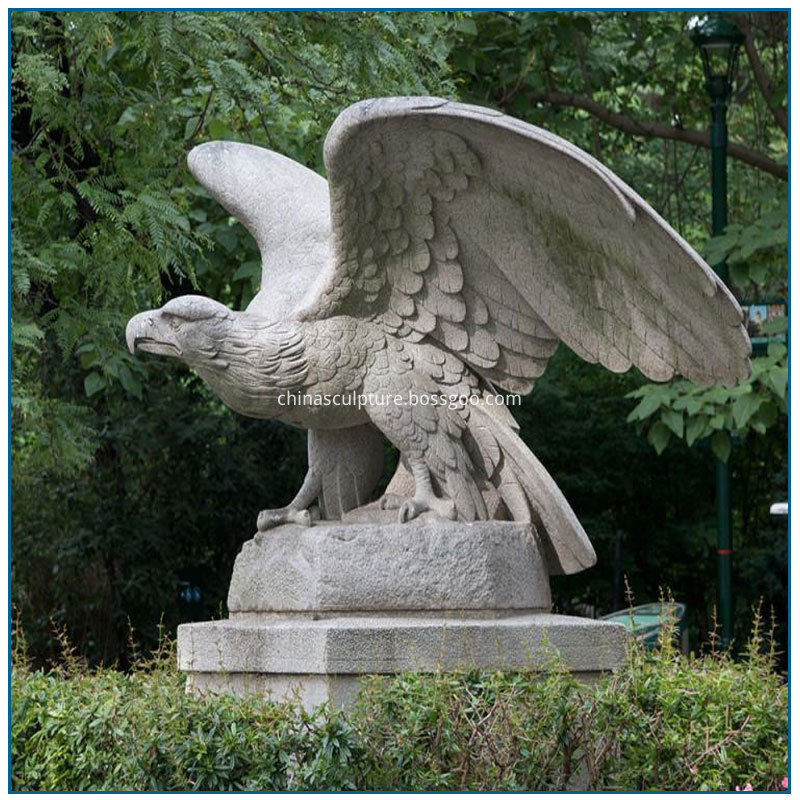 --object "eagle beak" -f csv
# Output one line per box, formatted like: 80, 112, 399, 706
125, 310, 182, 358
